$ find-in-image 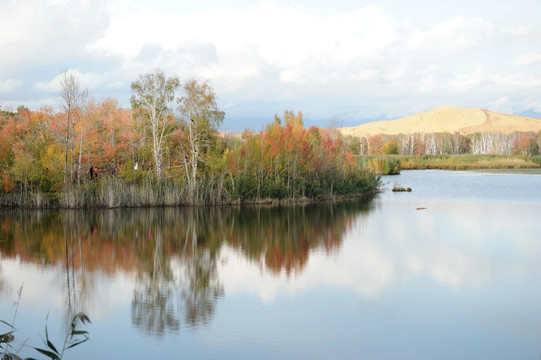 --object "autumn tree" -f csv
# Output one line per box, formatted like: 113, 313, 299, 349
383, 140, 399, 155
77, 99, 137, 176
281, 110, 307, 195
0, 116, 16, 189
131, 70, 180, 179
367, 134, 384, 154
513, 133, 538, 156
177, 79, 224, 198
76, 89, 88, 184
